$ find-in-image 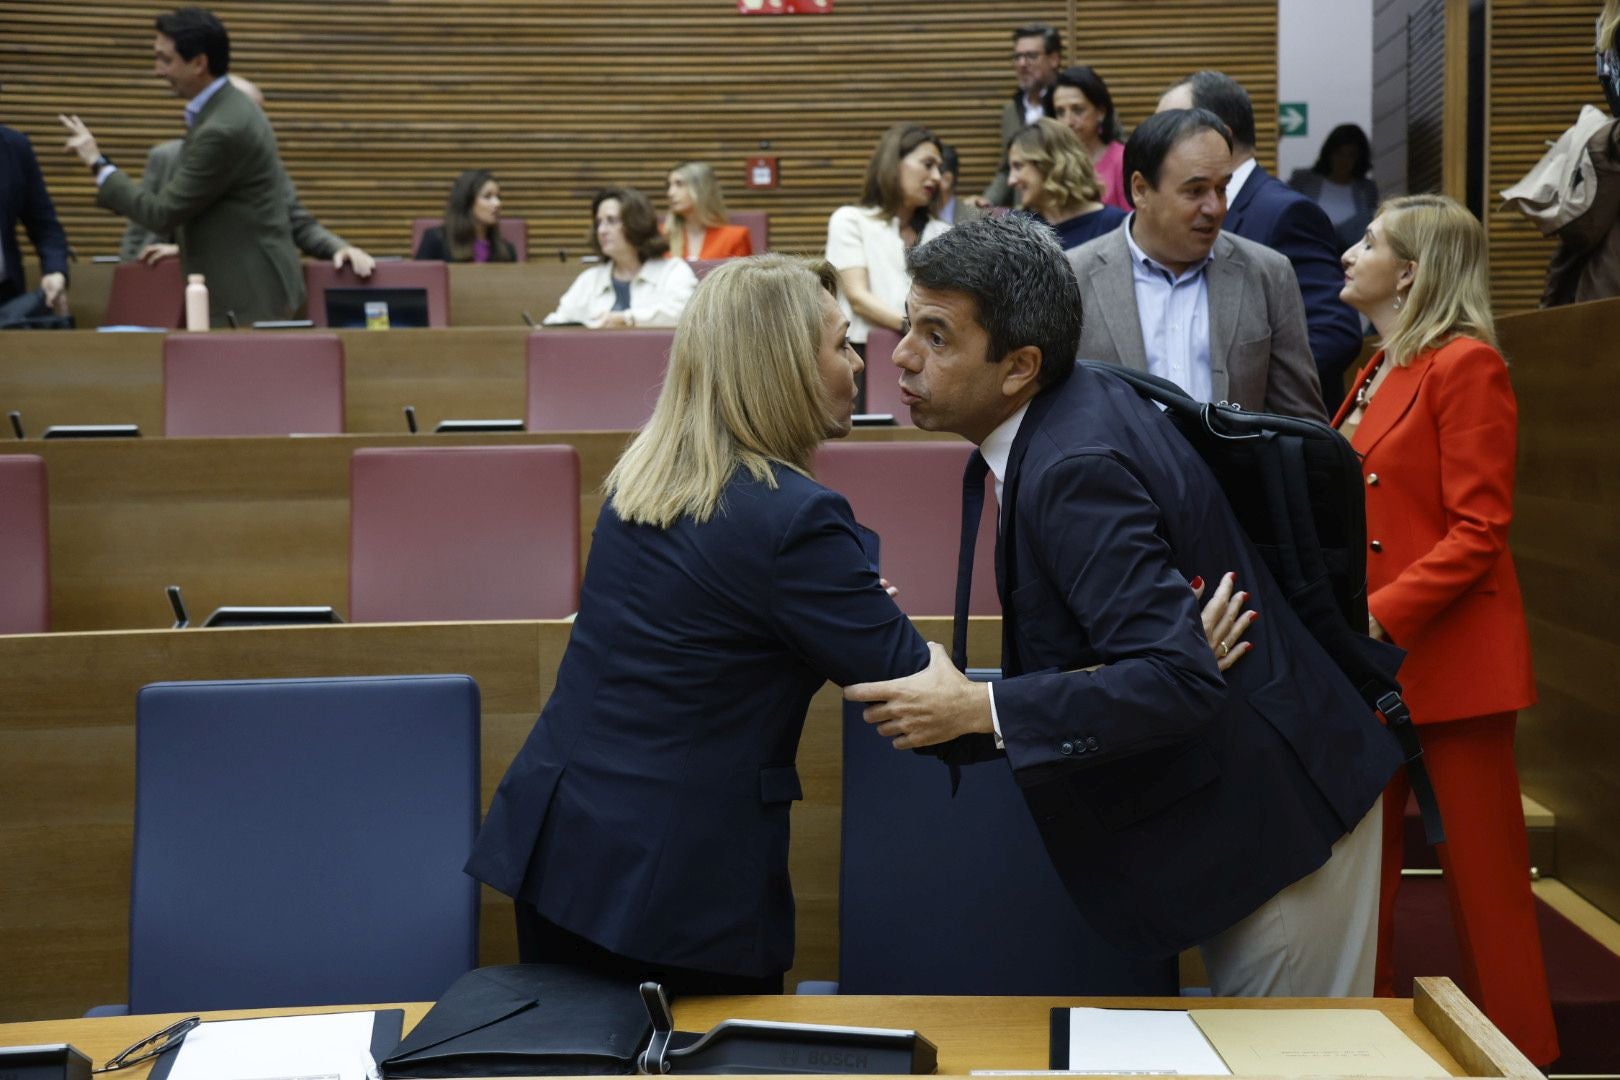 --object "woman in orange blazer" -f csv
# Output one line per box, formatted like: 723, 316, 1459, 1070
666, 161, 754, 260
1335, 194, 1557, 1065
